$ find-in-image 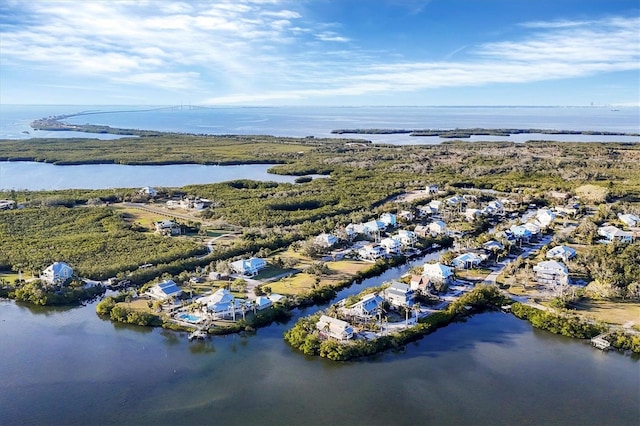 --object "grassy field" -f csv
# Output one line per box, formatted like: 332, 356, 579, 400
267, 256, 373, 296
569, 300, 640, 328
115, 207, 164, 231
